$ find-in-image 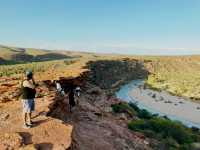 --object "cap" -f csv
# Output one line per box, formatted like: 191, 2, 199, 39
25, 70, 33, 79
